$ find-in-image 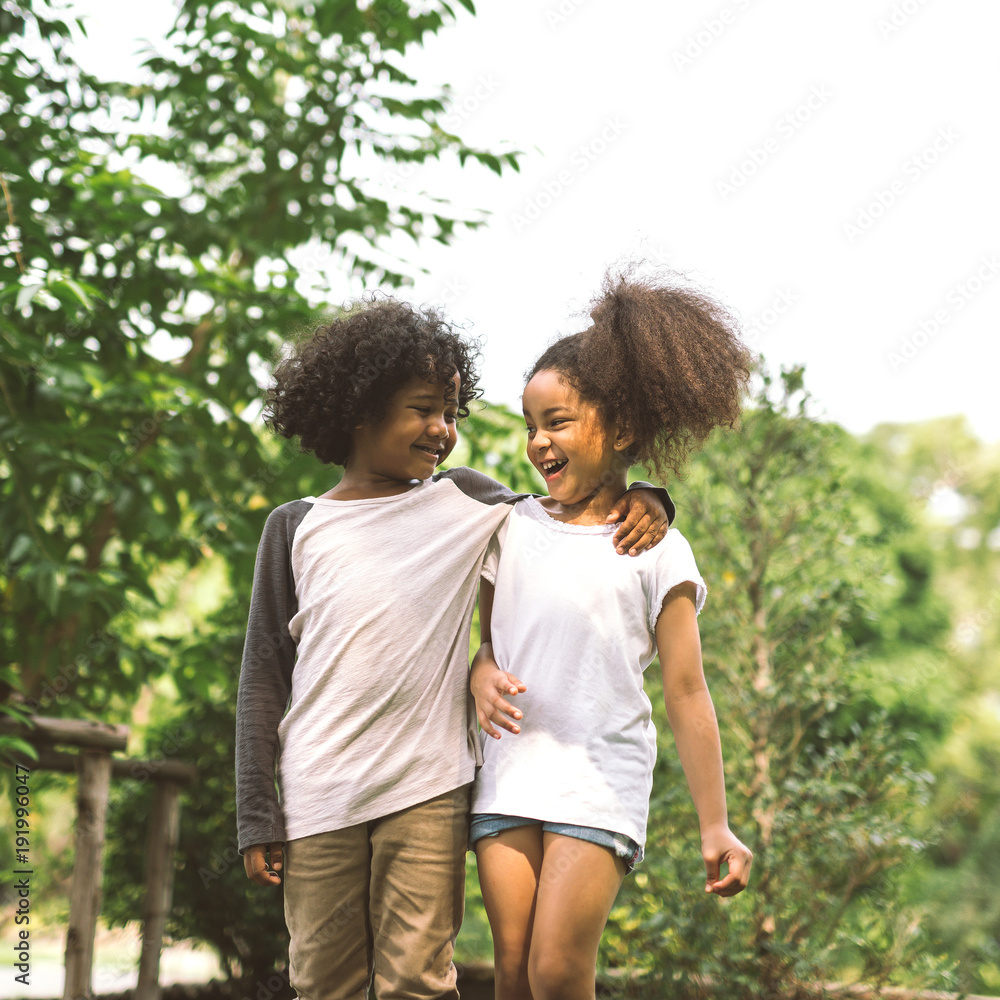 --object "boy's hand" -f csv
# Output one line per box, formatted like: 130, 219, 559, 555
607, 490, 669, 555
244, 842, 284, 886
701, 827, 753, 897
471, 658, 526, 740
